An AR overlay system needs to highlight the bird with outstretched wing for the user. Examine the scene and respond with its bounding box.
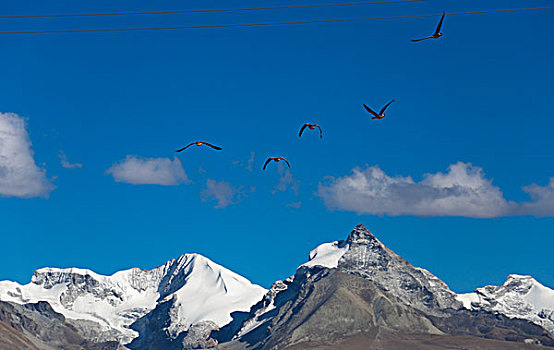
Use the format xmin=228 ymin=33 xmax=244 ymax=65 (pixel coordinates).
xmin=299 ymin=123 xmax=323 ymax=138
xmin=363 ymin=100 xmax=395 ymax=119
xmin=176 ymin=141 xmax=222 ymax=153
xmin=412 ymin=12 xmax=446 ymax=42
xmin=263 ymin=157 xmax=291 ymax=170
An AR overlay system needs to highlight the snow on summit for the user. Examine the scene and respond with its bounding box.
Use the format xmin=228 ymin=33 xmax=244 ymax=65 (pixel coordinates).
xmin=0 ymin=253 xmax=266 ymax=344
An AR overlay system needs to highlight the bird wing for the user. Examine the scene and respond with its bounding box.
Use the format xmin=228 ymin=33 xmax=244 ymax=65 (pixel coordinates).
xmin=281 ymin=158 xmax=291 ymax=168
xmin=434 ymin=12 xmax=445 ymax=35
xmin=411 ymin=36 xmax=432 ymax=42
xmin=176 ymin=142 xmax=196 ymax=152
xmin=299 ymin=124 xmax=309 ymax=137
xmin=363 ymin=104 xmax=379 ymax=117
xmin=201 ymin=142 xmax=222 ymax=150
xmin=263 ymin=158 xmax=273 ymax=170
xmin=379 ymin=99 xmax=395 ymax=115
xmin=316 ymin=125 xmax=323 ymax=138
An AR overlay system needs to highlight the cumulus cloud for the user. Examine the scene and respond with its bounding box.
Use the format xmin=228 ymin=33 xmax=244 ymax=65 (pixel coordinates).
xmin=518 ymin=178 xmax=554 ymax=217
xmin=201 ymin=179 xmax=242 ymax=209
xmin=107 ymin=156 xmax=189 ymax=185
xmin=0 ymin=112 xmax=54 ymax=198
xmin=318 ymin=162 xmax=514 ymax=218
xmin=58 ymin=151 xmax=82 ymax=169
xmin=272 ymin=164 xmax=300 ymax=195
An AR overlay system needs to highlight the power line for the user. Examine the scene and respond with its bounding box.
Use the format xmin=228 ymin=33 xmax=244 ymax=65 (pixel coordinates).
xmin=0 ymin=0 xmax=423 ymax=19
xmin=0 ymin=6 xmax=553 ymax=35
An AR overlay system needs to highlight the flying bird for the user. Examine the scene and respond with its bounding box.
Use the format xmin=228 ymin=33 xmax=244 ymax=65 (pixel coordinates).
xmin=263 ymin=157 xmax=290 ymax=170
xmin=412 ymin=12 xmax=445 ymax=42
xmin=299 ymin=123 xmax=322 ymax=138
xmin=363 ymin=100 xmax=395 ymax=120
xmin=176 ymin=141 xmax=222 ymax=153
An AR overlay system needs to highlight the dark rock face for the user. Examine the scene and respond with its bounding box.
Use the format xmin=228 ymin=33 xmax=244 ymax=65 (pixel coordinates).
xmin=0 ymin=300 xmax=122 ymax=350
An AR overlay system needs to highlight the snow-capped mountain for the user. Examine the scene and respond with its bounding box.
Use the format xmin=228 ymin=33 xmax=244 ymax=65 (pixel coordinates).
xmin=227 ymin=224 xmax=461 ymax=342
xmin=219 ymin=224 xmax=554 ymax=349
xmin=0 ymin=253 xmax=266 ymax=345
xmin=458 ymin=274 xmax=554 ymax=335
xmin=1 ymin=224 xmax=553 ymax=350
xmin=302 ymin=225 xmax=554 ymax=334
xmin=303 ymin=224 xmax=462 ymax=314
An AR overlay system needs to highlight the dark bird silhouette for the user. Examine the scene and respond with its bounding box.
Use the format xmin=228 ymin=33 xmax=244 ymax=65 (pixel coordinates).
xmin=363 ymin=100 xmax=395 ymax=119
xmin=299 ymin=123 xmax=322 ymax=138
xmin=176 ymin=141 xmax=222 ymax=153
xmin=412 ymin=12 xmax=445 ymax=42
xmin=263 ymin=157 xmax=290 ymax=170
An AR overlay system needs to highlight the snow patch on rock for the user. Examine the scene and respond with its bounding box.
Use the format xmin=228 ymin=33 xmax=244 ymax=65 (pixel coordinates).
xmin=302 ymin=241 xmax=348 ymax=269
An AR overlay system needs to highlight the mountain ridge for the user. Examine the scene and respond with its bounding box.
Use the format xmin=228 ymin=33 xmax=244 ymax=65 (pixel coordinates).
xmin=0 ymin=252 xmax=267 ymax=346
xmin=0 ymin=224 xmax=553 ymax=350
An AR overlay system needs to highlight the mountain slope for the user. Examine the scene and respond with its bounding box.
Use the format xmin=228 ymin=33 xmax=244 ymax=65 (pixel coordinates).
xmin=0 ymin=253 xmax=266 ymax=345
xmin=215 ymin=268 xmax=443 ymax=349
xmin=285 ymin=331 xmax=549 ymax=350
xmin=0 ymin=320 xmax=39 ymax=350
xmin=0 ymin=300 xmax=122 ymax=350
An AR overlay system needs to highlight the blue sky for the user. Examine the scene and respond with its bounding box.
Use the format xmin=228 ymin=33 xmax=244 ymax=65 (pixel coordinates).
xmin=0 ymin=0 xmax=553 ymax=292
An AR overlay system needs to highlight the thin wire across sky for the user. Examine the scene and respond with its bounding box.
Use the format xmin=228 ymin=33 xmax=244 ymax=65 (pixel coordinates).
xmin=0 ymin=5 xmax=553 ymax=35
xmin=0 ymin=0 xmax=423 ymax=19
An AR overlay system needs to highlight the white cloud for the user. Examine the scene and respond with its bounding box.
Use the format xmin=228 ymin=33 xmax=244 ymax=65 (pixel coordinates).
xmin=201 ymin=179 xmax=242 ymax=209
xmin=58 ymin=151 xmax=82 ymax=169
xmin=318 ymin=162 xmax=513 ymax=218
xmin=272 ymin=164 xmax=299 ymax=195
xmin=518 ymin=178 xmax=554 ymax=217
xmin=0 ymin=112 xmax=54 ymax=198
xmin=107 ymin=156 xmax=189 ymax=185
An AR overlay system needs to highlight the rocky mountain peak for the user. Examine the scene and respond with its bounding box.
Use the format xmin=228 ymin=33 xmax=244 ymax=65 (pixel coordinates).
xmin=336 ymin=225 xmax=462 ymax=314
xmin=346 ymin=223 xmax=380 ymax=244
xmin=340 ymin=224 xmax=405 ymax=271
xmin=302 ymin=224 xmax=402 ymax=271
xmin=235 ymin=224 xmax=462 ymax=345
